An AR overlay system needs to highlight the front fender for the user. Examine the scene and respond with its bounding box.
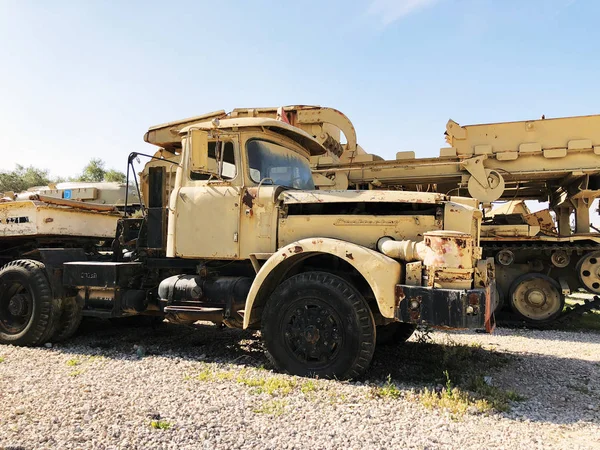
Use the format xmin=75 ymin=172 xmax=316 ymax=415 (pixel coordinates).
xmin=243 ymin=238 xmax=402 ymax=328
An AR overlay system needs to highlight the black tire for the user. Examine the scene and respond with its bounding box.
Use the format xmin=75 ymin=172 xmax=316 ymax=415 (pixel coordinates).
xmin=376 ymin=322 xmax=416 ymax=346
xmin=261 ymin=271 xmax=376 ymax=379
xmin=0 ymin=260 xmax=60 ymax=346
xmin=52 ymin=297 xmax=83 ymax=342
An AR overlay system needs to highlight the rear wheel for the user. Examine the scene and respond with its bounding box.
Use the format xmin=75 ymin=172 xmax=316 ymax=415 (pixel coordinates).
xmin=52 ymin=297 xmax=83 ymax=342
xmin=0 ymin=260 xmax=60 ymax=346
xmin=262 ymin=271 xmax=376 ymax=379
xmin=376 ymin=322 xmax=416 ymax=346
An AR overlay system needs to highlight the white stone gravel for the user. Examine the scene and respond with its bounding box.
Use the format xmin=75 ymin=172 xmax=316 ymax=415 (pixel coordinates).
xmin=0 ymin=321 xmax=599 ymax=450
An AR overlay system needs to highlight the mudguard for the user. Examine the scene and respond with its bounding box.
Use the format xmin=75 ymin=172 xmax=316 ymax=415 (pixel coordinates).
xmin=243 ymin=238 xmax=402 ymax=328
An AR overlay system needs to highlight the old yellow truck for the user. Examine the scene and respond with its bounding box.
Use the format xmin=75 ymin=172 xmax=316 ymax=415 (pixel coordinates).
xmin=0 ymin=108 xmax=495 ymax=379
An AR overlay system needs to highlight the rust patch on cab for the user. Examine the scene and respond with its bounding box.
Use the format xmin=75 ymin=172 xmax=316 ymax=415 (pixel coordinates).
xmin=242 ymin=190 xmax=254 ymax=208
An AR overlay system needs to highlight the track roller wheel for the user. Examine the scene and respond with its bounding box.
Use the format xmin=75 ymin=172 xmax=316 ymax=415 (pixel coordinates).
xmin=576 ymin=251 xmax=600 ymax=294
xmin=508 ymin=273 xmax=564 ymax=323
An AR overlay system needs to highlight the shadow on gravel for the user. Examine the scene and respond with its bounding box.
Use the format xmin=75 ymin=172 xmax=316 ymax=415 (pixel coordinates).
xmin=50 ymin=319 xmax=600 ymax=426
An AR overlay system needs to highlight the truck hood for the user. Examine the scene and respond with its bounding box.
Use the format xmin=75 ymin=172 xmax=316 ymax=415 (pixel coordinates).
xmin=280 ymin=190 xmax=446 ymax=205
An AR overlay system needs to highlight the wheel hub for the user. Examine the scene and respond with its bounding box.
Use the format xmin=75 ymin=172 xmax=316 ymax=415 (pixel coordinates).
xmin=525 ymin=289 xmax=546 ymax=307
xmin=284 ymin=301 xmax=342 ymax=364
xmin=510 ymin=274 xmax=563 ymax=322
xmin=8 ymin=294 xmax=28 ymax=316
xmin=303 ymin=325 xmax=320 ymax=344
xmin=0 ymin=283 xmax=33 ymax=335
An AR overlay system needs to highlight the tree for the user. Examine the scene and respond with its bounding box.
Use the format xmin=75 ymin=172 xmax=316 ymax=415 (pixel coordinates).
xmin=0 ymin=158 xmax=128 ymax=195
xmin=104 ymin=169 xmax=127 ymax=183
xmin=77 ymin=159 xmax=126 ymax=183
xmin=78 ymin=158 xmax=106 ymax=182
xmin=0 ymin=165 xmax=53 ymax=193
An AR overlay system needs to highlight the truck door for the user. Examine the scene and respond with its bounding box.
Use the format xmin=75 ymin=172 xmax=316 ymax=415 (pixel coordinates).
xmin=170 ymin=139 xmax=242 ymax=259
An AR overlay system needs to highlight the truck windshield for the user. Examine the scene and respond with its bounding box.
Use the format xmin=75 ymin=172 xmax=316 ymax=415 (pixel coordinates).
xmin=247 ymin=139 xmax=315 ymax=190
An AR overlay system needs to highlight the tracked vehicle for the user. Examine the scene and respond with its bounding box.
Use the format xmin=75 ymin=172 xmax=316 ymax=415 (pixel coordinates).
xmin=310 ymin=109 xmax=600 ymax=325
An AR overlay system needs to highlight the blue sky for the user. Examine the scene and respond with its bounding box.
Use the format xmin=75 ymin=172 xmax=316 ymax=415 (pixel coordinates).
xmin=0 ymin=0 xmax=598 ymax=178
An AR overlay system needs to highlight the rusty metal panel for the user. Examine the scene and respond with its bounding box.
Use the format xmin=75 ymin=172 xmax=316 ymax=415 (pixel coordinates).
xmin=405 ymin=262 xmax=422 ymax=286
xmin=395 ymin=285 xmax=487 ymax=329
xmin=0 ymin=201 xmax=118 ymax=239
xmin=524 ymin=209 xmax=556 ymax=233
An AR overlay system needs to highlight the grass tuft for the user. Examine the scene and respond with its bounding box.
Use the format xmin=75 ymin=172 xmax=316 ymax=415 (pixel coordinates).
xmin=237 ymin=374 xmax=297 ymax=395
xmin=150 ymin=420 xmax=172 ymax=430
xmin=465 ymin=376 xmax=525 ymax=412
xmin=252 ymin=400 xmax=287 ymax=416
xmin=66 ymin=359 xmax=80 ymax=367
xmin=300 ymin=379 xmax=318 ymax=394
xmin=419 ymin=386 xmax=492 ymax=417
xmin=370 ymin=375 xmax=402 ymax=400
xmin=195 ymin=366 xmax=306 ymax=396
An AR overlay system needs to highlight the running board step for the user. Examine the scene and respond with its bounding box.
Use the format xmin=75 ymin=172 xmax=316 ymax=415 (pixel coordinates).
xmin=163 ymin=305 xmax=225 ymax=323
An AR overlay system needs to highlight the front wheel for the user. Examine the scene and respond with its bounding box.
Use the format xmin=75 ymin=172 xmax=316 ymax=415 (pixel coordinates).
xmin=0 ymin=260 xmax=60 ymax=346
xmin=261 ymin=271 xmax=376 ymax=379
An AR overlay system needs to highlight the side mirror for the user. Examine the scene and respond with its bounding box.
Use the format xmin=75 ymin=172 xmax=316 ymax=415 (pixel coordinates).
xmin=189 ymin=129 xmax=218 ymax=175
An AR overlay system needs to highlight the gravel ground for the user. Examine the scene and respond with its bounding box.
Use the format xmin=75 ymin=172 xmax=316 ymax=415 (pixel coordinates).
xmin=0 ymin=320 xmax=599 ymax=450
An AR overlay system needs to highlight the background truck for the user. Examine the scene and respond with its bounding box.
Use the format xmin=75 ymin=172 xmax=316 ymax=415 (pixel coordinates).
xmin=5 ymin=181 xmax=141 ymax=213
xmin=0 ymin=108 xmax=494 ymax=379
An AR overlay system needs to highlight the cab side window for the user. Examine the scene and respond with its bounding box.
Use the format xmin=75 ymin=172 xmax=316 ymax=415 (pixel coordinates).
xmin=190 ymin=141 xmax=236 ymax=180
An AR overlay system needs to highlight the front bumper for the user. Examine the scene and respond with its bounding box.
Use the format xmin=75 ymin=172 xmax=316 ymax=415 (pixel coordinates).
xmin=395 ymin=284 xmax=495 ymax=332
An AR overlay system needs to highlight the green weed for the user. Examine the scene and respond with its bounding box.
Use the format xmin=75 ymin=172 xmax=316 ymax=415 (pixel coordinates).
xmin=150 ymin=420 xmax=172 ymax=430
xmin=419 ymin=386 xmax=491 ymax=417
xmin=252 ymin=400 xmax=287 ymax=416
xmin=300 ymin=379 xmax=318 ymax=394
xmin=370 ymin=375 xmax=402 ymax=400
xmin=466 ymin=376 xmax=525 ymax=412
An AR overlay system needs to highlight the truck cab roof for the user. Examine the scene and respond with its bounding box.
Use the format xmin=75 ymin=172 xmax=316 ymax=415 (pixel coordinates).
xmin=145 ymin=112 xmax=327 ymax=157
xmin=178 ymin=117 xmax=327 ymax=156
